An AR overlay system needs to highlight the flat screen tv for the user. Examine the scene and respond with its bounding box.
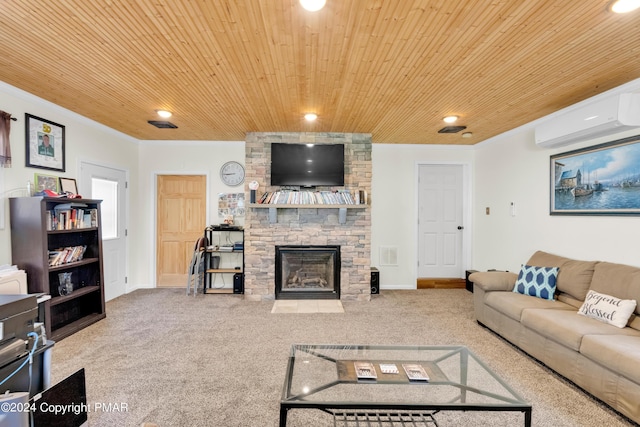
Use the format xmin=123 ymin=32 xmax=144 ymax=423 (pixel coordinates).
xmin=271 ymin=143 xmax=344 ymax=187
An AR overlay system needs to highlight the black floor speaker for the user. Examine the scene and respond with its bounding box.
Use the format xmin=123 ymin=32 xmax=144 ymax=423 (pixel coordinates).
xmin=233 ymin=273 xmax=244 ymax=294
xmin=370 ymin=267 xmax=380 ymax=294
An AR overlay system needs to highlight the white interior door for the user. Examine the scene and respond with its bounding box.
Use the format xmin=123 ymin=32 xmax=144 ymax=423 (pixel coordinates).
xmin=80 ymin=162 xmax=127 ymax=301
xmin=418 ymin=164 xmax=464 ymax=278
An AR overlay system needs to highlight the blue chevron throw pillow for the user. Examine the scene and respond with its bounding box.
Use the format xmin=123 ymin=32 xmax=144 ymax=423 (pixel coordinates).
xmin=513 ymin=264 xmax=559 ymax=300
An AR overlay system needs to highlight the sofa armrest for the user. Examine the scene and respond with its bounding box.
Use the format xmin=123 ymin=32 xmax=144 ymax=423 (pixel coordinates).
xmin=468 ymin=271 xmax=518 ymax=292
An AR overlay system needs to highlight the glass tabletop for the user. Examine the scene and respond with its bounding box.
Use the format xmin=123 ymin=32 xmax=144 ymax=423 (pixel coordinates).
xmin=281 ymin=344 xmax=530 ymax=410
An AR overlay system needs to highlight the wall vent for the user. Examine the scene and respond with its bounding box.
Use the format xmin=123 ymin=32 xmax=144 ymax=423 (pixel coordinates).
xmin=535 ymin=93 xmax=640 ymax=148
xmin=379 ymin=246 xmax=398 ymax=266
xmin=148 ymin=120 xmax=178 ymax=129
xmin=438 ymin=125 xmax=466 ymax=133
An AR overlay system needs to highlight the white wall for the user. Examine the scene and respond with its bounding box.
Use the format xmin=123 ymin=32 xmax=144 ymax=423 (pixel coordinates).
xmin=135 ymin=141 xmax=245 ymax=288
xmin=0 ymin=82 xmax=139 ymax=271
xmin=0 ymin=80 xmax=246 ymax=293
xmin=473 ymin=119 xmax=640 ymax=272
xmin=372 ymin=144 xmax=475 ymax=288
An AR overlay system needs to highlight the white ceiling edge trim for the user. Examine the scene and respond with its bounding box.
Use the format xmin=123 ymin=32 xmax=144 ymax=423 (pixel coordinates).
xmin=475 ymin=77 xmax=640 ymax=149
xmin=0 ymin=80 xmax=139 ymax=144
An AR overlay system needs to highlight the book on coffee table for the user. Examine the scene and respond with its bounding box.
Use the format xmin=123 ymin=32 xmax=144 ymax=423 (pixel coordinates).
xmin=402 ymin=363 xmax=429 ymax=381
xmin=354 ymin=361 xmax=377 ymax=379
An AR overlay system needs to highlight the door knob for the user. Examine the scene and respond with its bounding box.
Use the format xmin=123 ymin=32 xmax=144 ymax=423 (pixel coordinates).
xmin=457 ymin=226 xmax=464 ymax=230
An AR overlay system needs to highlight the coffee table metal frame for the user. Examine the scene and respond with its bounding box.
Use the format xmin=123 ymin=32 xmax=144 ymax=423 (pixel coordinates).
xmin=279 ymin=344 xmax=532 ymax=427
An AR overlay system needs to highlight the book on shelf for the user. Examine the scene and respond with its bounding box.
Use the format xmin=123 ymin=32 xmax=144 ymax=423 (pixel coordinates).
xmin=354 ymin=361 xmax=377 ymax=379
xmin=47 ymin=207 xmax=98 ymax=230
xmin=48 ymin=245 xmax=87 ymax=266
xmin=402 ymin=363 xmax=429 ymax=382
xmin=255 ymin=190 xmax=358 ymax=205
xmin=355 ymin=189 xmax=368 ymax=205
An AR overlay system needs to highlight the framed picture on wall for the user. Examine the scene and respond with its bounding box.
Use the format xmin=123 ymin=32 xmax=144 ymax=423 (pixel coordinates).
xmin=550 ymin=135 xmax=640 ymax=215
xmin=25 ymin=113 xmax=65 ymax=172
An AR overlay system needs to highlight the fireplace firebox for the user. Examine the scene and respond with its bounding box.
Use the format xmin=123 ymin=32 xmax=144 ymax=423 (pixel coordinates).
xmin=275 ymin=245 xmax=340 ymax=299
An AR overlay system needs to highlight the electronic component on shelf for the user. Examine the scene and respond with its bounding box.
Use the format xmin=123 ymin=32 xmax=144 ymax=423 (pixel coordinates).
xmin=209 ymin=224 xmax=243 ymax=231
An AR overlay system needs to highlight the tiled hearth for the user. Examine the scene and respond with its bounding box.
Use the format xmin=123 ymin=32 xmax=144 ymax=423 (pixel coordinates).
xmin=271 ymin=300 xmax=345 ymax=314
xmin=244 ymin=132 xmax=372 ymax=301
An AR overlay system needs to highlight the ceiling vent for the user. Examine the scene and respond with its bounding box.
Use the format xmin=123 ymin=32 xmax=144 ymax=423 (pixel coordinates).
xmin=438 ymin=125 xmax=467 ymax=133
xmin=535 ymin=93 xmax=640 ymax=148
xmin=148 ymin=120 xmax=178 ymax=129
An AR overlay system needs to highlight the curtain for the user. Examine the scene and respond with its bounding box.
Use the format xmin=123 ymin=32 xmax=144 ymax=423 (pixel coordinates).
xmin=0 ymin=110 xmax=11 ymax=167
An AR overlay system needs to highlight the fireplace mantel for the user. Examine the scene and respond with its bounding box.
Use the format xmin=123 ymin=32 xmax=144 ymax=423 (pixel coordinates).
xmin=249 ymin=203 xmax=368 ymax=224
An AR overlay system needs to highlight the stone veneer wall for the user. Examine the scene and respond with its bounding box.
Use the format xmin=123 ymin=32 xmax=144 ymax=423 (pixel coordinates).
xmin=244 ymin=132 xmax=372 ymax=301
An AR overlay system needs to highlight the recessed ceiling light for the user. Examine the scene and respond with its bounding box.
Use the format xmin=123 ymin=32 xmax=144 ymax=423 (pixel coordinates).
xmin=443 ymin=115 xmax=458 ymax=123
xmin=300 ymin=0 xmax=326 ymax=12
xmin=462 ymin=132 xmax=473 ymax=138
xmin=304 ymin=113 xmax=318 ymax=122
xmin=156 ymin=110 xmax=172 ymax=118
xmin=610 ymin=0 xmax=640 ymax=13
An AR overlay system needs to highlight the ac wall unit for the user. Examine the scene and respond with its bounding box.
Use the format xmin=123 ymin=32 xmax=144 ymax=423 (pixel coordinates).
xmin=535 ymin=93 xmax=640 ymax=148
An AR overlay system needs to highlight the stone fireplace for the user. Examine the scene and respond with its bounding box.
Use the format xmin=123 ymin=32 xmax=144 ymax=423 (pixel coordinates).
xmin=244 ymin=132 xmax=372 ymax=302
xmin=275 ymin=245 xmax=340 ymax=299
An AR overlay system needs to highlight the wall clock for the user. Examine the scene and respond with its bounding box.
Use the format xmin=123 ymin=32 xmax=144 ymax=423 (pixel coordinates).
xmin=220 ymin=161 xmax=245 ymax=186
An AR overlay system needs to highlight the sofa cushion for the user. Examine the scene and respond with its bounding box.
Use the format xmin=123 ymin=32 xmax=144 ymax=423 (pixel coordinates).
xmin=555 ymin=259 xmax=597 ymax=301
xmin=513 ymin=264 xmax=558 ymax=300
xmin=578 ymin=290 xmax=637 ymax=328
xmin=526 ymin=251 xmax=596 ymax=301
xmin=557 ymin=293 xmax=585 ymax=310
xmin=580 ymin=334 xmax=640 ymax=384
xmin=521 ymin=309 xmax=640 ymax=352
xmin=485 ymin=291 xmax=573 ymax=322
xmin=590 ymin=261 xmax=640 ymax=318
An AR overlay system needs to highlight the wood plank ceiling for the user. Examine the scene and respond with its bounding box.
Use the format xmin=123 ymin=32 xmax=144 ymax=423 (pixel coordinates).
xmin=0 ymin=0 xmax=638 ymax=144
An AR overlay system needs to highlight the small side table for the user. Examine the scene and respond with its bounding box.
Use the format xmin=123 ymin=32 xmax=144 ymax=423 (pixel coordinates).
xmin=465 ymin=270 xmax=478 ymax=292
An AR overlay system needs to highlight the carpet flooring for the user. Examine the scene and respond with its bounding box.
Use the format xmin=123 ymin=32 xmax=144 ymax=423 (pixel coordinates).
xmin=271 ymin=299 xmax=344 ymax=313
xmin=49 ymin=288 xmax=637 ymax=427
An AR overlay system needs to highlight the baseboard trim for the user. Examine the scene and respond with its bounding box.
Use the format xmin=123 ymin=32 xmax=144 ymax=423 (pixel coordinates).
xmin=417 ymin=278 xmax=465 ymax=289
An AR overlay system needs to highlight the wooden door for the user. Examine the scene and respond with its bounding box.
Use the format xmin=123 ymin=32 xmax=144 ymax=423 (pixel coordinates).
xmin=156 ymin=175 xmax=207 ymax=287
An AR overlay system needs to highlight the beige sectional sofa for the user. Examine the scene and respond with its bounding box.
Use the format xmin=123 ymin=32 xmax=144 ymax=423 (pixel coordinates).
xmin=470 ymin=251 xmax=640 ymax=424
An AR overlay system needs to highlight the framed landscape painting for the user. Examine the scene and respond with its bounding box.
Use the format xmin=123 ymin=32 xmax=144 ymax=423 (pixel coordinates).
xmin=550 ymin=135 xmax=640 ymax=215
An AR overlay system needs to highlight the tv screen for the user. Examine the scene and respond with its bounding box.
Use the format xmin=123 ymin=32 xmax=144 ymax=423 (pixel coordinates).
xmin=271 ymin=143 xmax=344 ymax=187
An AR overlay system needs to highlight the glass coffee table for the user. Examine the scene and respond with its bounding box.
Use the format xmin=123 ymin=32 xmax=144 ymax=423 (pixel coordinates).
xmin=280 ymin=344 xmax=531 ymax=426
